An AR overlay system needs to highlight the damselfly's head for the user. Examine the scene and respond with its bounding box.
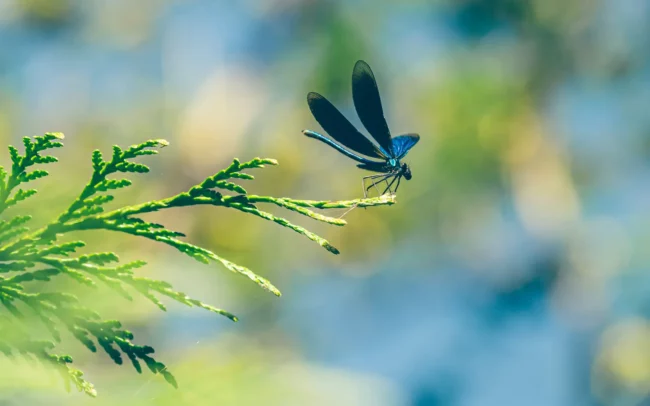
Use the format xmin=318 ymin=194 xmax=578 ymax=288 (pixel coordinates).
xmin=402 ymin=163 xmax=412 ymax=180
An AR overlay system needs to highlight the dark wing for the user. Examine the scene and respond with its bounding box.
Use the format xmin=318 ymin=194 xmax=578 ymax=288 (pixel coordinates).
xmin=352 ymin=60 xmax=394 ymax=157
xmin=392 ymin=134 xmax=420 ymax=159
xmin=356 ymin=162 xmax=388 ymax=173
xmin=302 ymin=130 xmax=382 ymax=165
xmin=307 ymin=92 xmax=385 ymax=159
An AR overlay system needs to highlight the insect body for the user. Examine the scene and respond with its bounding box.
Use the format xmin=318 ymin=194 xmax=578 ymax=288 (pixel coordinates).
xmin=303 ymin=60 xmax=419 ymax=197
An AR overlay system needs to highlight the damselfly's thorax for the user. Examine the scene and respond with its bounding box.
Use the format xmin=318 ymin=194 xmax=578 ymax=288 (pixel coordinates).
xmin=385 ymin=160 xmax=410 ymax=178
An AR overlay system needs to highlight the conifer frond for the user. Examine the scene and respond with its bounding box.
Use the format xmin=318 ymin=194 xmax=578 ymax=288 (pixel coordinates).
xmin=0 ymin=316 xmax=96 ymax=396
xmin=0 ymin=134 xmax=394 ymax=396
xmin=0 ymin=133 xmax=63 ymax=215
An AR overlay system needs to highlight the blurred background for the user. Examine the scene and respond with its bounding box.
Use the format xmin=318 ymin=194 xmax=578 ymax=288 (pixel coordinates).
xmin=0 ymin=0 xmax=649 ymax=405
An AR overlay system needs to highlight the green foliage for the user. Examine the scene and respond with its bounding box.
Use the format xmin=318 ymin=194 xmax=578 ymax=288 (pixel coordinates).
xmin=0 ymin=133 xmax=394 ymax=396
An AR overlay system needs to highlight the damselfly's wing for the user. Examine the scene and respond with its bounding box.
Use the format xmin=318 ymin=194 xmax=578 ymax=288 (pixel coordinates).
xmin=307 ymin=92 xmax=385 ymax=159
xmin=352 ymin=60 xmax=394 ymax=157
xmin=392 ymin=133 xmax=420 ymax=159
xmin=303 ymin=130 xmax=382 ymax=166
xmin=356 ymin=161 xmax=388 ymax=173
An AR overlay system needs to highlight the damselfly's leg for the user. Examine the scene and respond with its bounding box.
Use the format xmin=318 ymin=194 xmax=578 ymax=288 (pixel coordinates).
xmin=376 ymin=174 xmax=398 ymax=195
xmin=392 ymin=175 xmax=402 ymax=194
xmin=381 ymin=174 xmax=400 ymax=195
xmin=362 ymin=174 xmax=390 ymax=198
xmin=366 ymin=174 xmax=393 ymax=197
xmin=337 ymin=204 xmax=358 ymax=219
xmin=352 ymin=174 xmax=388 ymax=216
xmin=340 ymin=174 xmax=385 ymax=219
xmin=363 ymin=174 xmax=384 ymax=198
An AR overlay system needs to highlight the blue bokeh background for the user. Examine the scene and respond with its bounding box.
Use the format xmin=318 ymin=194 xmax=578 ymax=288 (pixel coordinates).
xmin=1 ymin=1 xmax=650 ymax=405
